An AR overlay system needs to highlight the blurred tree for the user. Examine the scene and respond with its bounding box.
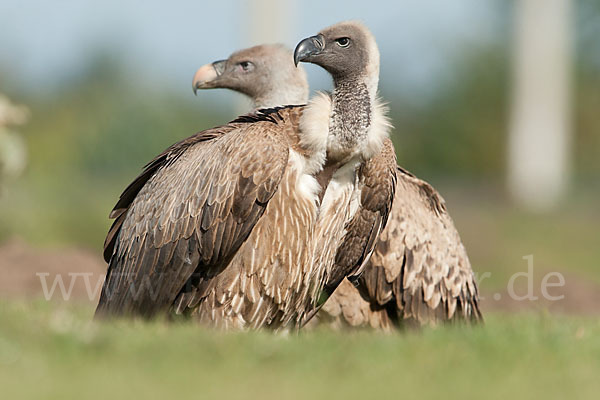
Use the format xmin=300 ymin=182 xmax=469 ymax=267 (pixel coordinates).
xmin=508 ymin=0 xmax=573 ymax=212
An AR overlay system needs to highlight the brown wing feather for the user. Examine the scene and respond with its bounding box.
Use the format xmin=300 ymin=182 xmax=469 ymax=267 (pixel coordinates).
xmin=358 ymin=166 xmax=482 ymax=326
xmin=103 ymin=129 xmax=229 ymax=262
xmin=318 ymin=165 xmax=481 ymax=329
xmin=96 ymin=109 xmax=295 ymax=318
xmin=329 ymin=138 xmax=397 ymax=288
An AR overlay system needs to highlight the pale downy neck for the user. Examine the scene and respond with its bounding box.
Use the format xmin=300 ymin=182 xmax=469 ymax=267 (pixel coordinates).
xmin=327 ymin=73 xmax=378 ymax=163
xmin=298 ymin=68 xmax=390 ymax=176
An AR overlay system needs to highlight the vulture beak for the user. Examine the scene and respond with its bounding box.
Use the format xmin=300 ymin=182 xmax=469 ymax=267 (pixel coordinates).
xmin=192 ymin=59 xmax=227 ymax=94
xmin=293 ymin=34 xmax=325 ymax=66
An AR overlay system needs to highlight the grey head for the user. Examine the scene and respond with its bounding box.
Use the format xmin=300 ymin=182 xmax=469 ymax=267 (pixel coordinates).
xmin=193 ymin=44 xmax=309 ymax=109
xmin=294 ymin=21 xmax=383 ymax=161
xmin=293 ymin=21 xmax=380 ymax=94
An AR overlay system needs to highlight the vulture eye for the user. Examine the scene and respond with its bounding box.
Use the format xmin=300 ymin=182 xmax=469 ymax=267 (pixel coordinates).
xmin=335 ymin=37 xmax=351 ymax=48
xmin=238 ymin=61 xmax=254 ymax=72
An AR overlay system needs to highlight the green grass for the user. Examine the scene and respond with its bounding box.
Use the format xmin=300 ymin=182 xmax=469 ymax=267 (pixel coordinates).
xmin=1 ymin=301 xmax=599 ymax=400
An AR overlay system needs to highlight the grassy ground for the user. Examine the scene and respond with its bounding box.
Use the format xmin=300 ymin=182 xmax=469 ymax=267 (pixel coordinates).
xmin=2 ymin=176 xmax=598 ymax=398
xmin=2 ymin=184 xmax=598 ymax=399
xmin=1 ymin=301 xmax=599 ymax=400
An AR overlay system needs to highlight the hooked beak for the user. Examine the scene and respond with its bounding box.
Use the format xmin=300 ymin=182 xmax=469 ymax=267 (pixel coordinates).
xmin=293 ymin=34 xmax=325 ymax=67
xmin=192 ymin=59 xmax=226 ymax=94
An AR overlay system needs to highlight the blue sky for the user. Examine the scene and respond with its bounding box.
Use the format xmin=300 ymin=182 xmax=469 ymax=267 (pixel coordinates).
xmin=0 ymin=0 xmax=500 ymax=96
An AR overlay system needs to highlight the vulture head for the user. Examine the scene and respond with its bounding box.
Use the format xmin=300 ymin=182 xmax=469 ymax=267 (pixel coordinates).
xmin=294 ymin=21 xmax=379 ymax=93
xmin=193 ymin=44 xmax=309 ymax=109
xmin=295 ymin=21 xmax=389 ymax=162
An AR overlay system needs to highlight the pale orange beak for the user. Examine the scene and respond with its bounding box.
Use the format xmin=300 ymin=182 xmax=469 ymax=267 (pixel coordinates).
xmin=192 ymin=60 xmax=226 ymax=94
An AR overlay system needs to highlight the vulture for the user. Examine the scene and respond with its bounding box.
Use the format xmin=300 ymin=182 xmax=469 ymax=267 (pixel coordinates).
xmin=95 ymin=21 xmax=396 ymax=330
xmin=295 ymin=26 xmax=481 ymax=328
xmin=193 ymin=39 xmax=481 ymax=329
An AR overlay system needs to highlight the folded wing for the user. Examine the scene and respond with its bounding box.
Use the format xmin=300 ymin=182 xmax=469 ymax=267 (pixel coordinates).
xmin=96 ymin=112 xmax=290 ymax=318
xmin=321 ymin=166 xmax=482 ymax=329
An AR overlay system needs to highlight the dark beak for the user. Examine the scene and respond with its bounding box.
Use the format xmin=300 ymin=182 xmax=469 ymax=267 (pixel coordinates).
xmin=293 ymin=34 xmax=325 ymax=67
xmin=192 ymin=59 xmax=227 ymax=95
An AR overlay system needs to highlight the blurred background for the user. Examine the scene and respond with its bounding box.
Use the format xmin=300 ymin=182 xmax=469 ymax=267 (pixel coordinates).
xmin=0 ymin=0 xmax=598 ymax=314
